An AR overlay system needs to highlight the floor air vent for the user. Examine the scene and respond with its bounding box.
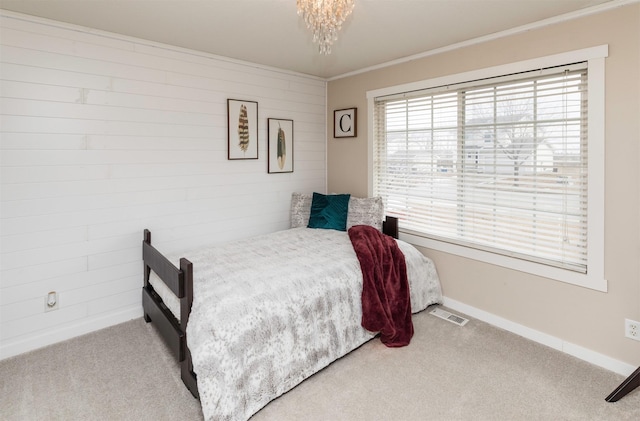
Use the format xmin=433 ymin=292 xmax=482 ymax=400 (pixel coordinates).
xmin=429 ymin=307 xmax=469 ymax=326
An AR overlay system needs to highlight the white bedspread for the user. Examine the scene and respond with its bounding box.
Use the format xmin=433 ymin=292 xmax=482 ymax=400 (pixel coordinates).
xmin=150 ymin=227 xmax=441 ymax=421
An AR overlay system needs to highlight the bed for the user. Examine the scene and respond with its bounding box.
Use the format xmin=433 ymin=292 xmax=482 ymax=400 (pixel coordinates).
xmin=142 ymin=193 xmax=442 ymax=421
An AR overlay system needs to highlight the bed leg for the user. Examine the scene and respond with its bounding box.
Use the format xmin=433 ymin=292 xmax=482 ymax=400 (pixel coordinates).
xmin=181 ymin=347 xmax=199 ymax=399
xmin=606 ymin=366 xmax=640 ymax=402
xmin=144 ymin=313 xmax=151 ymax=323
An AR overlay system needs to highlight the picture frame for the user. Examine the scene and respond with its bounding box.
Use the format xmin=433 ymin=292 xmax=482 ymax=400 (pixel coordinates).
xmin=267 ymin=118 xmax=294 ymax=173
xmin=228 ymin=99 xmax=258 ymax=159
xmin=334 ymin=107 xmax=357 ymax=138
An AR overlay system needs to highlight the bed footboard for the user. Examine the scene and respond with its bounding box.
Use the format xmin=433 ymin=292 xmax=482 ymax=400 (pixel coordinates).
xmin=142 ymin=229 xmax=199 ymax=399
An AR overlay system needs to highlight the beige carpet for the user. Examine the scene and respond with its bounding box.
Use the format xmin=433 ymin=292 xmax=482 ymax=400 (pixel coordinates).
xmin=1 ymin=306 xmax=638 ymax=421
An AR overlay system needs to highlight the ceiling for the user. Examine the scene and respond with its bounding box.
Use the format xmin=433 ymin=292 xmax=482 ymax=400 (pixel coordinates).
xmin=0 ymin=0 xmax=623 ymax=79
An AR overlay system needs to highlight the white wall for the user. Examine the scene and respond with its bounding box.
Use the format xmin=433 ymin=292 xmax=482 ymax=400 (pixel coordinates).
xmin=0 ymin=11 xmax=327 ymax=359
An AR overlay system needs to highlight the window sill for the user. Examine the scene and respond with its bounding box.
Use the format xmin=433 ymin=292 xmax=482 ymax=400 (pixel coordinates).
xmin=400 ymin=231 xmax=607 ymax=292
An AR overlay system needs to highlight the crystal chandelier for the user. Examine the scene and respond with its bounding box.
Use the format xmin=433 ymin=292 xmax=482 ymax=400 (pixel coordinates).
xmin=297 ymin=0 xmax=355 ymax=55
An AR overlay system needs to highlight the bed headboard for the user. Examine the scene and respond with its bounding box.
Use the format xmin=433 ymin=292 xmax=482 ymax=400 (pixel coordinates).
xmin=383 ymin=216 xmax=399 ymax=239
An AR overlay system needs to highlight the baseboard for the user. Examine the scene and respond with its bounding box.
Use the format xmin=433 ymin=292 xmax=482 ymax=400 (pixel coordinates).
xmin=442 ymin=296 xmax=637 ymax=377
xmin=3 ymin=298 xmax=635 ymax=378
xmin=0 ymin=306 xmax=143 ymax=361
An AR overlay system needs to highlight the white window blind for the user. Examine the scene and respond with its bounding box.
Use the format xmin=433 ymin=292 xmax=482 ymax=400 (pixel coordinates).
xmin=373 ymin=63 xmax=588 ymax=272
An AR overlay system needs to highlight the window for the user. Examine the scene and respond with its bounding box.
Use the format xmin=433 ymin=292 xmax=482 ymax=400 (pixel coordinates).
xmin=368 ymin=47 xmax=607 ymax=291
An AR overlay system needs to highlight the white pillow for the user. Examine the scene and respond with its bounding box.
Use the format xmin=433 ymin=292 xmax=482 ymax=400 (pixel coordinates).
xmin=290 ymin=192 xmax=312 ymax=228
xmin=347 ymin=196 xmax=384 ymax=231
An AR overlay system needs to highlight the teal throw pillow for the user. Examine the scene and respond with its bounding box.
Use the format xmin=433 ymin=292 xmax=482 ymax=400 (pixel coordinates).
xmin=307 ymin=192 xmax=351 ymax=231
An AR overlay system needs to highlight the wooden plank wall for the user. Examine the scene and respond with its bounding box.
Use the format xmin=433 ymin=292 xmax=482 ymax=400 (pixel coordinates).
xmin=0 ymin=11 xmax=327 ymax=359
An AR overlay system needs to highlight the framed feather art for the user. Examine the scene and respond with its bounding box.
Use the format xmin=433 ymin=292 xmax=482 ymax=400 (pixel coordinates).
xmin=267 ymin=118 xmax=293 ymax=173
xmin=227 ymin=99 xmax=258 ymax=160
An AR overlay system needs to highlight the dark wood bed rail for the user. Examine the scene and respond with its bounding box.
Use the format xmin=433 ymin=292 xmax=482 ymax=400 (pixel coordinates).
xmin=141 ymin=216 xmax=398 ymax=401
xmin=143 ymin=231 xmax=184 ymax=298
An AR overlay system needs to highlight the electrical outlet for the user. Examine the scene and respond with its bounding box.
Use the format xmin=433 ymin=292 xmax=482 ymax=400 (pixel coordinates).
xmin=44 ymin=291 xmax=59 ymax=312
xmin=625 ymin=319 xmax=640 ymax=341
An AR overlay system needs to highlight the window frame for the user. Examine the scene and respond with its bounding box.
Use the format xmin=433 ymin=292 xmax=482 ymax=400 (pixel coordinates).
xmin=367 ymin=46 xmax=608 ymax=292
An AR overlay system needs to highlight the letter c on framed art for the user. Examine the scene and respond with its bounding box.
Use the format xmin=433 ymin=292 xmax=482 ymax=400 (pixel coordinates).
xmin=334 ymin=107 xmax=357 ymax=138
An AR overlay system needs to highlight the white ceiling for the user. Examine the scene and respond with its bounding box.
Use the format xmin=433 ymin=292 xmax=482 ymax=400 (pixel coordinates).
xmin=0 ymin=0 xmax=624 ymax=79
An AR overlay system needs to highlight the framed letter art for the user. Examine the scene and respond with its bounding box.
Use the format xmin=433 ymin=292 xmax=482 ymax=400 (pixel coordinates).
xmin=268 ymin=118 xmax=293 ymax=173
xmin=334 ymin=107 xmax=357 ymax=138
xmin=228 ymin=99 xmax=258 ymax=159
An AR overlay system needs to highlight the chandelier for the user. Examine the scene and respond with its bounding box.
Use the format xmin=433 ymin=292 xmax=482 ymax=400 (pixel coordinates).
xmin=297 ymin=0 xmax=355 ymax=55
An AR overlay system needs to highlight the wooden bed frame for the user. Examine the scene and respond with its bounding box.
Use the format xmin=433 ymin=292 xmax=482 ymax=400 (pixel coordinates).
xmin=141 ymin=217 xmax=399 ymax=399
xmin=605 ymin=366 xmax=640 ymax=402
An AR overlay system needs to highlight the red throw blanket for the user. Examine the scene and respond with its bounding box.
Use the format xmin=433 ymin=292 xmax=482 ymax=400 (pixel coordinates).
xmin=348 ymin=225 xmax=413 ymax=347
